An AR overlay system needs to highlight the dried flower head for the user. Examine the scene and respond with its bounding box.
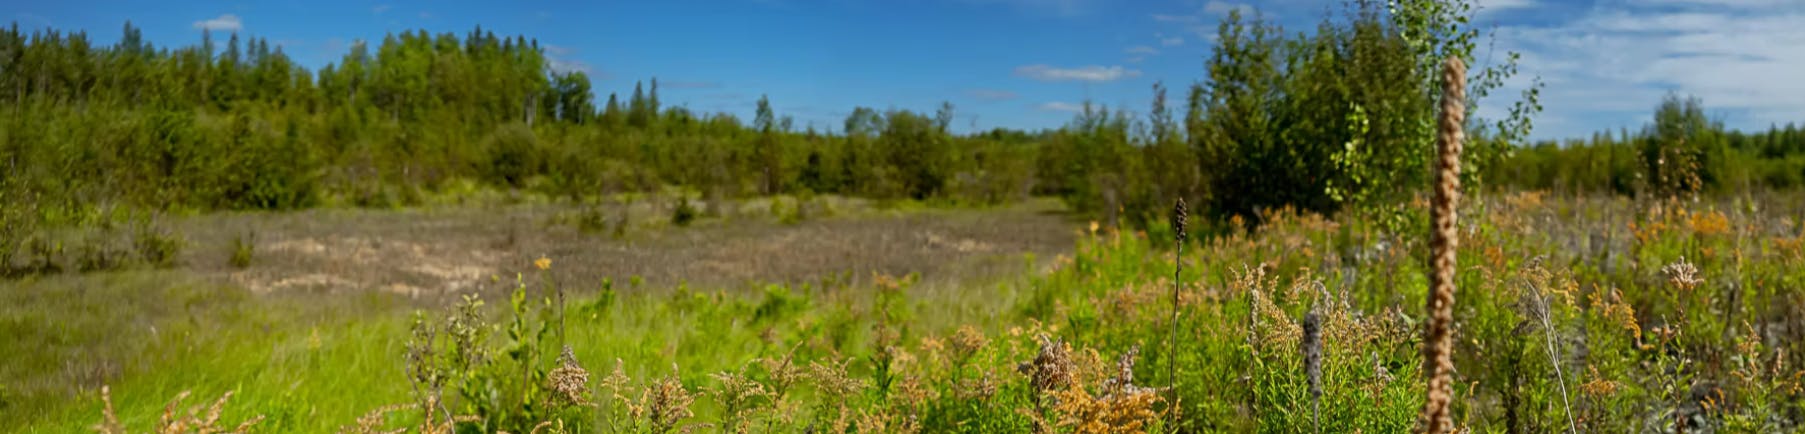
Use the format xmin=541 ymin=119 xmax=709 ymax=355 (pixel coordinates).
xmin=1050 ymin=346 xmax=1163 ymax=434
xmin=950 ymin=325 xmax=988 ymax=366
xmin=809 ymin=358 xmax=868 ymax=398
xmin=1018 ymin=334 xmax=1078 ymax=396
xmin=1661 ymin=256 xmax=1703 ymax=290
xmin=641 ymin=365 xmax=697 ymax=434
xmin=95 ymin=387 xmax=265 ymax=434
xmin=547 ymin=346 xmax=592 ymax=407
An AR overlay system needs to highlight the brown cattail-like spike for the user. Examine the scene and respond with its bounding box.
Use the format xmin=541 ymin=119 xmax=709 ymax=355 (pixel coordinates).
xmin=1418 ymin=57 xmax=1466 ymax=434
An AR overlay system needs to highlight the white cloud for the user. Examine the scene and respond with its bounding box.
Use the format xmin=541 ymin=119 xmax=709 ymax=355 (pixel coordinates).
xmin=1125 ymin=45 xmax=1160 ymax=55
xmin=1475 ymin=0 xmax=1536 ymax=11
xmin=548 ymin=58 xmax=592 ymax=75
xmin=192 ymin=14 xmax=242 ymax=32
xmin=1037 ymin=101 xmax=1087 ymax=112
xmin=969 ymin=89 xmax=1020 ymax=101
xmin=541 ymin=44 xmax=593 ymax=75
xmin=1014 ymin=64 xmax=1141 ymax=82
xmin=1488 ymin=0 xmax=1805 ymax=138
xmin=1150 ymin=1 xmax=1256 ymax=42
xmin=372 ymin=4 xmax=391 ymax=14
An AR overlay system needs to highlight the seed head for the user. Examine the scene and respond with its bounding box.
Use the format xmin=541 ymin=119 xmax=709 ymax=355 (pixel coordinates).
xmin=1172 ymin=198 xmax=1188 ymax=243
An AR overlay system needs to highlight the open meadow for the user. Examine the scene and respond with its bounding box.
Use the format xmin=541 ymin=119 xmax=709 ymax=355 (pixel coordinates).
xmin=6 ymin=192 xmax=1805 ymax=432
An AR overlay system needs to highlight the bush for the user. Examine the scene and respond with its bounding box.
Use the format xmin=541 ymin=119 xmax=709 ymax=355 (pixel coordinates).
xmin=671 ymin=197 xmax=699 ymax=227
xmin=132 ymin=221 xmax=182 ymax=269
xmin=485 ymin=123 xmax=541 ymax=188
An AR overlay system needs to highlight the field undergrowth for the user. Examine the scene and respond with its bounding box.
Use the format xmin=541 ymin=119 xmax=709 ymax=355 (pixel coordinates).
xmin=8 ymin=192 xmax=1805 ymax=432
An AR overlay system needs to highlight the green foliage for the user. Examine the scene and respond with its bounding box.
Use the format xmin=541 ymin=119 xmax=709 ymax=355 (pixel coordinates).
xmin=131 ymin=219 xmax=182 ymax=269
xmin=1492 ymin=95 xmax=1804 ymax=196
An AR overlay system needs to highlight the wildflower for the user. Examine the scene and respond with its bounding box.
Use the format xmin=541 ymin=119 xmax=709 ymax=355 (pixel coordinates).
xmin=534 ymin=255 xmax=552 ymax=271
xmin=1018 ymin=334 xmax=1077 ymax=397
xmin=547 ymin=346 xmax=592 ymax=407
xmin=1661 ymin=257 xmax=1702 ymax=290
xmin=950 ymin=325 xmax=988 ymax=367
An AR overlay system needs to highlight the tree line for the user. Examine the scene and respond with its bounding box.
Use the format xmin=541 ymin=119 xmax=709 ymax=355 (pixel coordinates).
xmin=2 ymin=0 xmax=1797 ymax=240
xmin=1493 ymin=93 xmax=1805 ymax=197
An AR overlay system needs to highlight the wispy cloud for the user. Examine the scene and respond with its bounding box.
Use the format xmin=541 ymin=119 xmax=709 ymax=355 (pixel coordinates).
xmin=1036 ymin=101 xmax=1087 ymax=112
xmin=192 ymin=14 xmax=243 ymax=32
xmin=372 ymin=4 xmax=391 ymax=14
xmin=541 ymin=44 xmax=593 ymax=75
xmin=1149 ymin=1 xmax=1254 ymax=41
xmin=548 ymin=58 xmax=593 ymax=75
xmin=1124 ymin=45 xmax=1159 ymax=64
xmin=1489 ymin=0 xmax=1805 ymax=138
xmin=1475 ymin=0 xmax=1536 ymax=14
xmin=1014 ymin=64 xmax=1141 ymax=82
xmin=1125 ymin=45 xmax=1160 ymax=55
xmin=1202 ymin=1 xmax=1252 ymax=16
xmin=968 ymin=89 xmax=1020 ymax=101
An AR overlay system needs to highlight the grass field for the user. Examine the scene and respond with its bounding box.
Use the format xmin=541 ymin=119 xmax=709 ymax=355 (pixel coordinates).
xmin=7 ymin=192 xmax=1805 ymax=432
xmin=1 ymin=197 xmax=1075 ymax=432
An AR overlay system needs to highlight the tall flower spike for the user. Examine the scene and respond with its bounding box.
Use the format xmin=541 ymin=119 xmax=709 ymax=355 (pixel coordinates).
xmin=1172 ymin=198 xmax=1189 ymax=243
xmin=1303 ymin=311 xmax=1323 ymax=434
xmin=1418 ymin=56 xmax=1466 ymax=434
xmin=1168 ymin=196 xmax=1188 ymax=428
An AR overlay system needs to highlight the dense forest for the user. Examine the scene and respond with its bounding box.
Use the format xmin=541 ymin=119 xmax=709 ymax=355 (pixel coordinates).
xmin=1 ymin=2 xmax=1801 ymax=237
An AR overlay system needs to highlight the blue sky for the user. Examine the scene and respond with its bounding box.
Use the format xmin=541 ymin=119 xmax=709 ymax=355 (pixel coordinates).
xmin=7 ymin=0 xmax=1804 ymax=140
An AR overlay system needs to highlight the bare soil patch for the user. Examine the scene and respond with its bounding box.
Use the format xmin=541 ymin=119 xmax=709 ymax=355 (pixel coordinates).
xmin=172 ymin=198 xmax=1078 ymax=300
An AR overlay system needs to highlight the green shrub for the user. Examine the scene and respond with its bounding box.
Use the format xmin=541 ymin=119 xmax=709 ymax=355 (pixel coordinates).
xmin=132 ymin=222 xmax=182 ymax=269
xmin=671 ymin=197 xmax=699 ymax=227
xmin=229 ymin=232 xmax=254 ymax=269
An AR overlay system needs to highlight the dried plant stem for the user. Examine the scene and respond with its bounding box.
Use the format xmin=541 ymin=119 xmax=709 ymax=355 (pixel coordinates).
xmin=1168 ymin=197 xmax=1187 ymax=432
xmin=1525 ymin=280 xmax=1578 ymax=434
xmin=1418 ymin=57 xmax=1466 ymax=434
